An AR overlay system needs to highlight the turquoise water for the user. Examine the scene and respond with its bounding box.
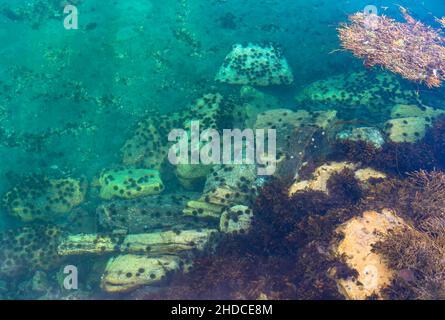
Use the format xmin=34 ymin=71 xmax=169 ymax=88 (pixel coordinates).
xmin=1 ymin=0 xmax=445 ymax=300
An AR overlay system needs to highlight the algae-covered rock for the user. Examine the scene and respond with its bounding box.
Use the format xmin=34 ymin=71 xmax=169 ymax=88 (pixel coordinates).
xmin=289 ymin=162 xmax=357 ymax=196
xmin=385 ymin=104 xmax=445 ymax=143
xmin=183 ymin=164 xmax=258 ymax=219
xmin=121 ymin=117 xmax=172 ymax=170
xmin=255 ymin=108 xmax=338 ymax=178
xmin=2 ymin=175 xmax=87 ymax=222
xmin=390 ymin=104 xmax=445 ymax=119
xmin=289 ymin=162 xmax=386 ymax=196
xmin=58 ymin=229 xmax=216 ymax=257
xmin=334 ymin=209 xmax=407 ymax=300
xmin=385 ymin=117 xmax=430 ymax=143
xmin=237 ymin=86 xmax=281 ymax=127
xmin=175 ymin=164 xmax=212 ymax=190
xmin=98 ymin=192 xmax=202 ymax=233
xmin=101 ymin=254 xmax=182 ymax=293
xmin=0 ymin=225 xmax=64 ymax=278
xmin=184 ymin=93 xmax=231 ymax=130
xmin=220 ymin=205 xmax=253 ymax=234
xmin=120 ymin=229 xmax=215 ymax=255
xmin=183 ymin=199 xmax=224 ymax=219
xmin=294 ymin=71 xmax=419 ymax=122
xmin=57 ymin=234 xmax=119 ymax=256
xmin=98 ymin=168 xmax=164 ymax=200
xmin=337 ymin=127 xmax=385 ymax=148
xmin=216 ymin=43 xmax=294 ymax=86
xmin=121 ymin=93 xmax=234 ymax=171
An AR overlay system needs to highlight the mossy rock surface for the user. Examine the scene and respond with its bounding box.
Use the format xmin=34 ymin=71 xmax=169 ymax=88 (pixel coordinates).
xmin=99 ymin=168 xmax=164 ymax=200
xmin=216 ymin=43 xmax=294 ymax=86
xmin=175 ymin=164 xmax=212 ymax=190
xmin=385 ymin=117 xmax=430 ymax=143
xmin=220 ymin=205 xmax=253 ymax=234
xmin=0 ymin=225 xmax=64 ymax=278
xmin=3 ymin=176 xmax=87 ymax=222
xmin=294 ymin=71 xmax=419 ymax=122
xmin=335 ymin=209 xmax=407 ymax=300
xmin=101 ymin=254 xmax=182 ymax=293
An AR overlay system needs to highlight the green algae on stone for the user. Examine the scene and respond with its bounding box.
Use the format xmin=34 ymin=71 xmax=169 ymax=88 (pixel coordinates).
xmin=98 ymin=168 xmax=164 ymax=200
xmin=2 ymin=175 xmax=87 ymax=222
xmin=0 ymin=225 xmax=64 ymax=278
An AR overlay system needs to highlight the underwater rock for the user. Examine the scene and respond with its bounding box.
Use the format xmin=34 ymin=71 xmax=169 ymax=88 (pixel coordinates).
xmin=254 ymin=108 xmax=337 ymax=177
xmin=385 ymin=117 xmax=431 ymax=143
xmin=175 ymin=164 xmax=212 ymax=190
xmin=3 ymin=175 xmax=87 ymax=222
xmin=294 ymin=71 xmax=419 ymax=122
xmin=121 ymin=229 xmax=215 ymax=254
xmin=289 ymin=162 xmax=386 ymax=196
xmin=121 ymin=117 xmax=172 ymax=170
xmin=31 ymin=271 xmax=50 ymax=294
xmin=254 ymin=108 xmax=337 ymax=133
xmin=57 ymin=234 xmax=118 ymax=256
xmin=216 ymin=43 xmax=294 ymax=86
xmin=101 ymin=254 xmax=182 ymax=293
xmin=385 ymin=104 xmax=445 ymax=143
xmin=58 ymin=229 xmax=216 ymax=257
xmin=336 ymin=127 xmax=385 ymax=149
xmin=183 ymin=199 xmax=224 ymax=219
xmin=390 ymin=104 xmax=445 ymax=119
xmin=236 ymin=86 xmax=281 ymax=127
xmin=334 ymin=209 xmax=407 ymax=300
xmin=183 ymin=165 xmax=257 ymax=220
xmin=0 ymin=225 xmax=64 ymax=278
xmin=184 ymin=93 xmax=230 ymax=129
xmin=219 ymin=205 xmax=253 ymax=234
xmin=121 ymin=93 xmax=233 ymax=171
xmin=98 ymin=168 xmax=164 ymax=200
xmin=171 ymin=94 xmax=235 ymax=189
xmin=98 ymin=192 xmax=202 ymax=234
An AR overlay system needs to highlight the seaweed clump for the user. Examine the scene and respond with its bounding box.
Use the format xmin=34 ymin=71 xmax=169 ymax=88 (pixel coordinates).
xmin=372 ymin=170 xmax=445 ymax=300
xmin=140 ymin=172 xmax=361 ymax=300
xmin=331 ymin=115 xmax=445 ymax=176
xmin=338 ymin=7 xmax=445 ymax=87
xmin=135 ymin=115 xmax=445 ymax=300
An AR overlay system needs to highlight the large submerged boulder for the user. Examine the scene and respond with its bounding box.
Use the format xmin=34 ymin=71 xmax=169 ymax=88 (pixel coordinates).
xmin=216 ymin=43 xmax=294 ymax=86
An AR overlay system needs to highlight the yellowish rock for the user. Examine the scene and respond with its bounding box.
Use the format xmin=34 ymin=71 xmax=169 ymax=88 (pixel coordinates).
xmin=183 ymin=200 xmax=224 ymax=219
xmin=390 ymin=104 xmax=445 ymax=119
xmin=98 ymin=168 xmax=164 ymax=200
xmin=289 ymin=162 xmax=387 ymax=197
xmin=354 ymin=168 xmax=387 ymax=185
xmin=120 ymin=229 xmax=216 ymax=255
xmin=334 ymin=209 xmax=407 ymax=300
xmin=101 ymin=254 xmax=181 ymax=293
xmin=386 ymin=104 xmax=445 ymax=143
xmin=58 ymin=234 xmax=118 ymax=256
xmin=289 ymin=162 xmax=357 ymax=196
xmin=313 ymin=110 xmax=338 ymax=130
xmin=220 ymin=205 xmax=253 ymax=234
xmin=385 ymin=117 xmax=430 ymax=143
xmin=58 ymin=229 xmax=215 ymax=257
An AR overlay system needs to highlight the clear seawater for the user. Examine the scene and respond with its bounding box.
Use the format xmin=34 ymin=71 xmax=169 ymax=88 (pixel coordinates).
xmin=0 ymin=0 xmax=444 ymax=300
